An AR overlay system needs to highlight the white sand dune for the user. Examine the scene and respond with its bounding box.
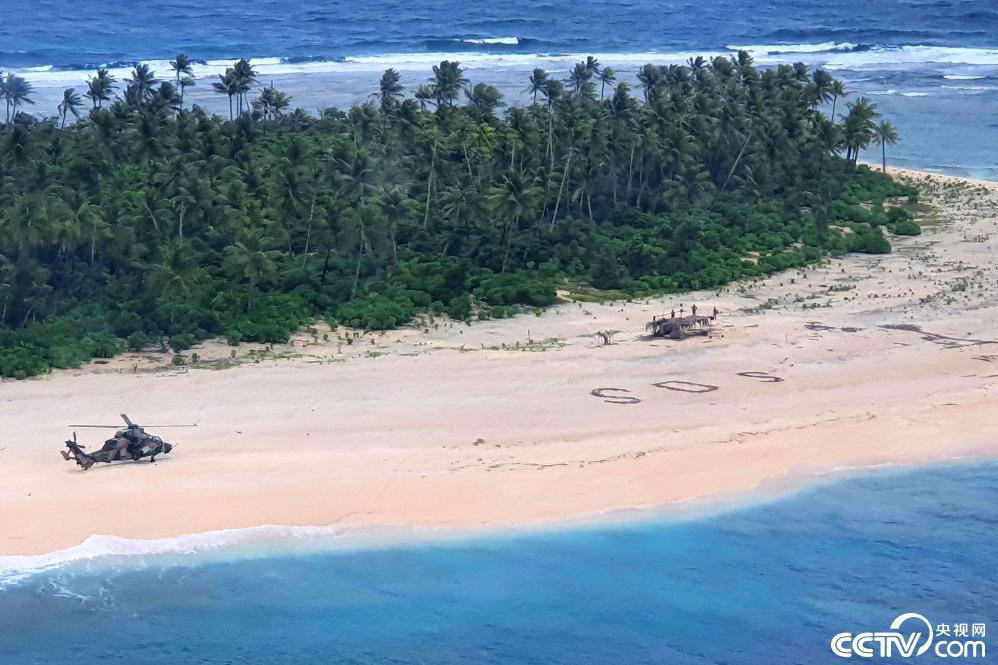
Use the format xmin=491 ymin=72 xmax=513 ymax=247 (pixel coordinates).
xmin=3 ymin=167 xmax=998 ymax=556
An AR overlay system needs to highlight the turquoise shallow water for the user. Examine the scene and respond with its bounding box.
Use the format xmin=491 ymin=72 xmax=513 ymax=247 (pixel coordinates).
xmin=2 ymin=461 xmax=996 ymax=664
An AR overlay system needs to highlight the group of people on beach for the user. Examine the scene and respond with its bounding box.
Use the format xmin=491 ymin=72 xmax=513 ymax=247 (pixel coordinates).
xmin=668 ymin=304 xmax=719 ymax=320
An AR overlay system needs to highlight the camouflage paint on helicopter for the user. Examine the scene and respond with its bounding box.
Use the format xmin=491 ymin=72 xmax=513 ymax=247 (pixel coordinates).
xmin=61 ymin=414 xmax=194 ymax=470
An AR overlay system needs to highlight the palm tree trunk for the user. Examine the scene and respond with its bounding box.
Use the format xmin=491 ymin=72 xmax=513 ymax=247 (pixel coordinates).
xmin=301 ymin=193 xmax=316 ymax=268
xmin=550 ymin=148 xmax=574 ymax=229
xmin=462 ymin=142 xmax=474 ymax=179
xmin=626 ymin=142 xmax=636 ymax=201
xmin=350 ymin=248 xmax=362 ymax=301
xmin=547 ymin=104 xmax=555 ymax=168
xmin=423 ymin=138 xmax=437 ymax=228
xmin=501 ymin=215 xmax=518 ymax=273
xmin=390 ymin=221 xmax=398 ymax=266
xmin=882 ymin=141 xmax=886 ymax=172
xmin=320 ymin=249 xmax=331 ymax=285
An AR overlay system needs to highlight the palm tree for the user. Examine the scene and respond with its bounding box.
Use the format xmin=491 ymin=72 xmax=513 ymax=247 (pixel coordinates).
xmin=526 ymin=68 xmax=548 ymax=105
xmin=874 ymin=120 xmax=899 ymax=173
xmin=253 ymin=84 xmax=292 ymax=120
xmin=212 ymin=69 xmax=238 ymax=120
xmin=810 ymin=69 xmax=834 ymax=109
xmin=270 ymin=88 xmax=292 ymax=117
xmin=584 ymin=56 xmax=601 ymax=81
xmin=830 ymin=79 xmax=847 ymax=119
xmin=85 ymin=68 xmax=116 ymax=109
xmin=150 ymin=82 xmax=182 ymax=114
xmin=430 ymin=60 xmax=466 ymax=107
xmin=223 ymin=236 xmax=279 ymax=313
xmin=842 ymin=97 xmax=879 ymax=164
xmin=125 ymin=64 xmax=158 ymax=104
xmin=3 ymin=73 xmax=34 ymax=122
xmin=636 ymin=64 xmax=662 ymax=103
xmin=598 ymin=66 xmax=616 ymax=101
xmin=57 ymin=88 xmax=84 ymax=128
xmin=489 ymin=172 xmax=542 ymax=272
xmin=464 ymin=82 xmax=504 ymax=118
xmin=170 ymin=54 xmax=195 ymax=108
xmin=568 ymin=61 xmax=591 ymax=95
xmin=0 ymin=194 xmax=55 ymax=252
xmin=377 ymin=68 xmax=404 ymax=111
xmin=414 ymin=84 xmax=435 ymax=111
xmin=231 ymin=58 xmax=258 ymax=115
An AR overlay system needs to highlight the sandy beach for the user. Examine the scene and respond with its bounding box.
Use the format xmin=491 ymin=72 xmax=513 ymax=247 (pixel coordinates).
xmin=3 ymin=167 xmax=998 ymax=556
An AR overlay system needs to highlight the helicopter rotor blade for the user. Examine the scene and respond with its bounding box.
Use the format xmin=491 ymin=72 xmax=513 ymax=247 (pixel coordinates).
xmin=137 ymin=424 xmax=198 ymax=428
xmin=68 ymin=422 xmax=197 ymax=428
xmin=67 ymin=425 xmax=125 ymax=428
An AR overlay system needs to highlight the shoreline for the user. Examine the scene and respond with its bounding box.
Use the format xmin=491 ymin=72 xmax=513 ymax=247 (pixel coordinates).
xmin=3 ymin=166 xmax=998 ymax=556
xmin=3 ymin=456 xmax=992 ymax=582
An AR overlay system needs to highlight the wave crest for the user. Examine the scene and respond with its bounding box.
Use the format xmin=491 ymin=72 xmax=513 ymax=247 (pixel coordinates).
xmin=464 ymin=37 xmax=519 ymax=46
xmin=0 ymin=524 xmax=380 ymax=588
xmin=727 ymin=41 xmax=861 ymax=55
xmin=10 ymin=43 xmax=998 ymax=87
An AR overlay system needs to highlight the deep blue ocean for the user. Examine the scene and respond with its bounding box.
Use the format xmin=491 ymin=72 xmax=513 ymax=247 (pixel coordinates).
xmin=2 ymin=3 xmax=997 ymax=661
xmin=2 ymin=462 xmax=996 ymax=664
xmin=4 ymin=0 xmax=998 ymax=178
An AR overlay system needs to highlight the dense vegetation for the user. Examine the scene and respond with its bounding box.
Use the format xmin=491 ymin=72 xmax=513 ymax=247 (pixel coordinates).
xmin=0 ymin=54 xmax=915 ymax=378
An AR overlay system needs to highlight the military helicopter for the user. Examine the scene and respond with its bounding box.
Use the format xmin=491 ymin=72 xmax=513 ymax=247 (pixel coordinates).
xmin=60 ymin=414 xmax=195 ymax=470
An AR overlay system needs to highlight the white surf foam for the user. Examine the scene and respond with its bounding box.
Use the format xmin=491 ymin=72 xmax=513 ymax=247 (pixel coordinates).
xmin=464 ymin=37 xmax=520 ymax=46
xmin=944 ymin=74 xmax=986 ymax=80
xmin=0 ymin=522 xmax=505 ymax=588
xmin=12 ymin=43 xmax=998 ymax=90
xmin=822 ymin=45 xmax=998 ymax=69
xmin=727 ymin=41 xmax=859 ymax=55
xmin=0 ymin=525 xmax=363 ymax=587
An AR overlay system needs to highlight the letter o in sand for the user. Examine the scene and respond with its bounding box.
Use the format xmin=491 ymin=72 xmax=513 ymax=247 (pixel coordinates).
xmin=736 ymin=371 xmax=784 ymax=383
xmin=591 ymin=388 xmax=641 ymax=405
xmin=652 ymin=380 xmax=718 ymax=393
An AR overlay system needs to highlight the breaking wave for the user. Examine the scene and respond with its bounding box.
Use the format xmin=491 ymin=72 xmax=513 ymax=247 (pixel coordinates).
xmin=12 ymin=43 xmax=998 ymax=87
xmin=0 ymin=524 xmax=431 ymax=589
xmin=463 ymin=37 xmax=520 ymax=45
xmin=727 ymin=41 xmax=862 ymax=55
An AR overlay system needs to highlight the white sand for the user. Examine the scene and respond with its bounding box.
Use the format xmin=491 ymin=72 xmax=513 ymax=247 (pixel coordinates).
xmin=3 ymin=167 xmax=998 ymax=556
